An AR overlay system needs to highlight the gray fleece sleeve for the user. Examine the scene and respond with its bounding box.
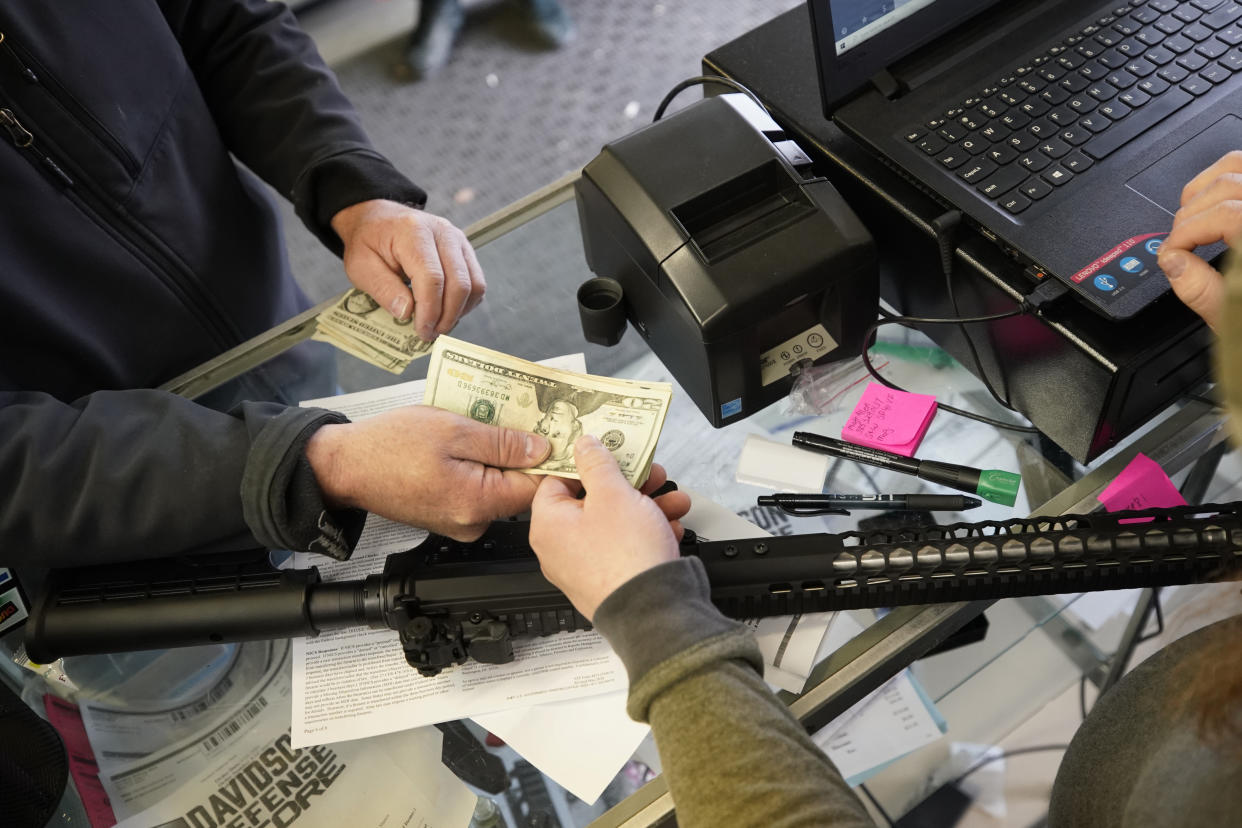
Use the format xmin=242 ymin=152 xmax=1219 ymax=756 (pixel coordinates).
xmin=593 ymin=557 xmax=875 ymax=828
xmin=240 ymin=403 xmax=366 ymax=560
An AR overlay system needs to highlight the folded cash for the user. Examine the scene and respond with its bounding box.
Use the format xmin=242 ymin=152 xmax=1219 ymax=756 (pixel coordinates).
xmin=313 ymin=288 xmax=431 ymax=374
xmin=425 ymin=336 xmax=672 ymax=487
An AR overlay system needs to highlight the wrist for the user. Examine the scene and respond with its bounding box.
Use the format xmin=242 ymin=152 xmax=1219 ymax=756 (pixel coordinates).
xmin=329 ymin=200 xmax=377 ymax=246
xmin=305 ymin=423 xmax=354 ymax=509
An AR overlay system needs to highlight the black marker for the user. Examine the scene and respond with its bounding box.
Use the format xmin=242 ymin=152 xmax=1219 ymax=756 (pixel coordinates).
xmin=790 ymin=431 xmax=1021 ymax=507
xmin=757 ymin=493 xmax=983 ymax=516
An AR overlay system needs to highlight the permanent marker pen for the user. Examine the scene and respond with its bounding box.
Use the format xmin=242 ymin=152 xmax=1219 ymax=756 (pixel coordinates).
xmin=790 ymin=431 xmax=1021 ymax=507
xmin=757 ymin=493 xmax=983 ymax=515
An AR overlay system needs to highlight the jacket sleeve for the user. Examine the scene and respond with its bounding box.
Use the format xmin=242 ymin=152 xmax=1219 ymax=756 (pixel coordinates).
xmin=0 ymin=389 xmax=364 ymax=569
xmin=592 ymin=558 xmax=875 ymax=828
xmin=158 ymin=0 xmax=427 ymax=255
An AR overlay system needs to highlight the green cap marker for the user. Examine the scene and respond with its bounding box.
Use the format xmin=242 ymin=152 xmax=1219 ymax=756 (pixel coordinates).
xmin=975 ymin=469 xmax=1023 ymax=508
xmin=791 ymin=432 xmax=1023 ymax=508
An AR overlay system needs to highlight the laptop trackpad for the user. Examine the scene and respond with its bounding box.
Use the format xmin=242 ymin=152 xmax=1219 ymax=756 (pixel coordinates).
xmin=1127 ymin=115 xmax=1242 ymax=216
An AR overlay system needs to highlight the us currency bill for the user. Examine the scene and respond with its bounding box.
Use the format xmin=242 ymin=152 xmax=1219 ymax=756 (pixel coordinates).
xmin=312 ymin=288 xmax=432 ymax=374
xmin=425 ymin=336 xmax=672 ymax=487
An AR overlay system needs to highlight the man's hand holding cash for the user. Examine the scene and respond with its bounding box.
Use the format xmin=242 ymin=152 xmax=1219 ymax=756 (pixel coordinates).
xmin=424 ymin=337 xmax=672 ymax=488
xmin=313 ymin=290 xmax=671 ymax=485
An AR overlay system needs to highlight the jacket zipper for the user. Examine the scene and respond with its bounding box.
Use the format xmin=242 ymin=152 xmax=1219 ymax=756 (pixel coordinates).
xmin=0 ymin=107 xmax=73 ymax=187
xmin=0 ymin=99 xmax=243 ymax=355
xmin=0 ymin=32 xmax=139 ymax=176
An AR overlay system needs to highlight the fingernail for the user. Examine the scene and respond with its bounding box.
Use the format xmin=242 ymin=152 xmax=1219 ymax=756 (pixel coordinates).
xmin=390 ymin=296 xmax=410 ymax=319
xmin=575 ymin=435 xmax=601 ymax=451
xmin=526 ymin=434 xmax=550 ymax=459
xmin=1161 ymin=251 xmax=1187 ymax=281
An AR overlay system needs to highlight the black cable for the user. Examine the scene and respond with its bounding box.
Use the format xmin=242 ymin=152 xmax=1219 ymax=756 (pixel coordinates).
xmin=861 ymin=313 xmax=1043 ymax=433
xmin=1079 ymin=587 xmax=1164 ymax=721
xmin=652 ymin=75 xmax=768 ymax=122
xmin=949 ymin=743 xmax=1071 ymax=788
xmin=1136 ymin=588 xmax=1165 ymax=644
xmin=934 ymin=211 xmax=1019 ymax=413
xmin=858 ymin=783 xmax=895 ymax=828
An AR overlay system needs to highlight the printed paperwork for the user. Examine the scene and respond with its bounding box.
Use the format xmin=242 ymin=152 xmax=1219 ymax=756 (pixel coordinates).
xmin=289 ymin=536 xmax=628 ymax=747
xmin=809 ymin=613 xmax=946 ymax=785
xmin=299 ymin=356 xmax=648 ymax=804
xmin=67 ymin=639 xmax=474 ymax=828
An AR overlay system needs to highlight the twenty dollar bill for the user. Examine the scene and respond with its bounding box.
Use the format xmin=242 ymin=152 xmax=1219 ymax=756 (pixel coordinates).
xmin=425 ymin=336 xmax=672 ymax=487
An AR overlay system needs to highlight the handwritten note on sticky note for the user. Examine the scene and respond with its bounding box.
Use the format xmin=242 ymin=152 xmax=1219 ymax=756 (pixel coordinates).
xmin=841 ymin=383 xmax=937 ymax=457
xmin=1098 ymin=453 xmax=1187 ymax=517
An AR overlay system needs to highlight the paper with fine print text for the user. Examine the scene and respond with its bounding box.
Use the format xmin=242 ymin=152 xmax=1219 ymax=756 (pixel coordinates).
xmin=85 ymin=639 xmax=475 ymax=828
xmin=809 ymin=613 xmax=946 ymax=785
xmin=77 ymin=642 xmax=274 ymax=775
xmin=289 ymin=536 xmax=628 ymax=748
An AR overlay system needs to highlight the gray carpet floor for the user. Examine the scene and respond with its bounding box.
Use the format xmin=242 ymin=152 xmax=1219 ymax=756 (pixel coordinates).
xmin=282 ymin=0 xmax=802 ymax=306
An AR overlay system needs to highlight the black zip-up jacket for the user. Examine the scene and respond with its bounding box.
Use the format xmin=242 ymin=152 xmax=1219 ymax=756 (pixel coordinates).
xmin=0 ymin=1 xmax=426 ymax=568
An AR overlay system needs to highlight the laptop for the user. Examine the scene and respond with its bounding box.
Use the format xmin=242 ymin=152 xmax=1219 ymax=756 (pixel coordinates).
xmin=807 ymin=0 xmax=1241 ymax=319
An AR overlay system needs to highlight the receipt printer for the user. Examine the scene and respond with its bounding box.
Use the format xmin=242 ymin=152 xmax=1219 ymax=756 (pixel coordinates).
xmin=575 ymin=93 xmax=877 ymax=426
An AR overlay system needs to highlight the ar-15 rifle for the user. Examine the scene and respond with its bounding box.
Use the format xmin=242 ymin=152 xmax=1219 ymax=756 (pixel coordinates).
xmin=25 ymin=502 xmax=1242 ymax=676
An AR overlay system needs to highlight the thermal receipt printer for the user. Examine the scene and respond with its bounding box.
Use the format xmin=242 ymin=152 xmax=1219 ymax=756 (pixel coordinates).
xmin=575 ymin=93 xmax=877 ymax=426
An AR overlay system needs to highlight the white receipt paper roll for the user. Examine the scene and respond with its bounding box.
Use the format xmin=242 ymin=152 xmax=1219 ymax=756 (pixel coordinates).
xmin=735 ymin=434 xmax=830 ymax=493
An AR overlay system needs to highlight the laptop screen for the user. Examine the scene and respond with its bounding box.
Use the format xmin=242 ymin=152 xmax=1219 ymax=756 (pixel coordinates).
xmin=808 ymin=0 xmax=1002 ymax=112
xmin=831 ymin=1 xmax=939 ymax=56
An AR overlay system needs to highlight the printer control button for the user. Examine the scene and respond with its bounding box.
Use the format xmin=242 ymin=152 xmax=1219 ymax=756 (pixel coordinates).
xmin=774 ymin=139 xmax=814 ymax=168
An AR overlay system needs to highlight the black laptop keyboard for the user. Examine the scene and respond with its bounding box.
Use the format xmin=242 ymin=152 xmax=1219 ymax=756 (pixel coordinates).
xmin=903 ymin=0 xmax=1242 ymax=215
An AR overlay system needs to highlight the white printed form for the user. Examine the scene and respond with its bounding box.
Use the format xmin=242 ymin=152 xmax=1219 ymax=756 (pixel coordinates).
xmin=291 ymin=548 xmax=627 ymax=749
xmin=294 ymin=353 xmax=627 ymax=750
xmin=810 ymin=614 xmax=945 ymax=784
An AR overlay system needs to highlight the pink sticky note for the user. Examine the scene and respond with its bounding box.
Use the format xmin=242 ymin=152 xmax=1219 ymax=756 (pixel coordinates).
xmin=841 ymin=382 xmax=937 ymax=457
xmin=1098 ymin=453 xmax=1187 ymax=519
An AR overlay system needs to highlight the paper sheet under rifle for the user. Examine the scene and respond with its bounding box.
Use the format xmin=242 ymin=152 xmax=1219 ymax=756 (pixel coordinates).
xmin=295 ymin=357 xmax=636 ymax=753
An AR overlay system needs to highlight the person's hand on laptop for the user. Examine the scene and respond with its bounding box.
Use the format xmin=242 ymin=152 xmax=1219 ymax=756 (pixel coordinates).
xmin=1158 ymin=151 xmax=1242 ymax=330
